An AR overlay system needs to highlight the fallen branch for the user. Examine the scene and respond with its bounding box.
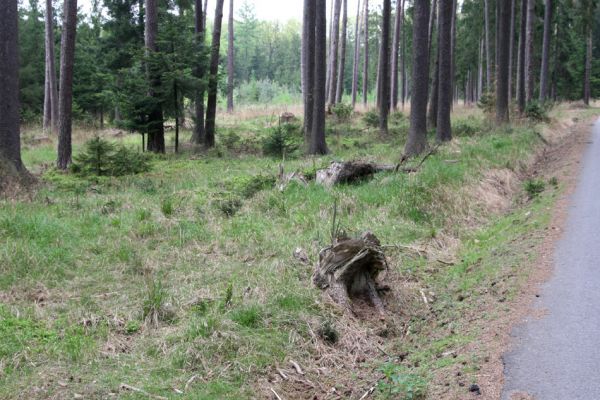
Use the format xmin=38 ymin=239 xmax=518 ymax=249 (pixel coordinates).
xmin=270 ymin=387 xmax=283 ymax=400
xmin=359 ymin=386 xmax=376 ymax=400
xmin=119 ymin=383 xmax=167 ymax=400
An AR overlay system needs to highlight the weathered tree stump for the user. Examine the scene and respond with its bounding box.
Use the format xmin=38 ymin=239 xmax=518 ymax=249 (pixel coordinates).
xmin=316 ymin=161 xmax=397 ymax=186
xmin=280 ymin=112 xmax=297 ymax=124
xmin=313 ymin=232 xmax=388 ymax=319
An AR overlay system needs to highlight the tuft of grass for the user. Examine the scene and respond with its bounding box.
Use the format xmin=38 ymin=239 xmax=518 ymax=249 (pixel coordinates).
xmin=230 ymin=305 xmax=263 ymax=328
xmin=524 ymin=179 xmax=546 ymax=199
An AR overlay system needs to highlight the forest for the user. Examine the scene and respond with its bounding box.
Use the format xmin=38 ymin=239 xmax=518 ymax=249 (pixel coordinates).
xmin=1 ymin=0 xmax=599 ymax=399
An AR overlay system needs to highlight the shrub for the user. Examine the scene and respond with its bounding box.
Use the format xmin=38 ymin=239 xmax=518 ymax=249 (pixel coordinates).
xmin=225 ymin=175 xmax=275 ymax=199
xmin=378 ymin=363 xmax=427 ymax=399
xmin=72 ymin=137 xmax=151 ymax=177
xmin=161 ymin=197 xmax=175 ymax=217
xmin=363 ymin=110 xmax=380 ymax=128
xmin=213 ymin=196 xmax=243 ymax=217
xmin=220 ymin=130 xmax=241 ymax=151
xmin=525 ymin=102 xmax=550 ymax=122
xmin=317 ymin=319 xmax=338 ymax=345
xmin=262 ymin=123 xmax=301 ymax=158
xmin=331 ymin=103 xmax=353 ymax=122
xmin=524 ymin=179 xmax=545 ymax=199
xmin=453 ymin=117 xmax=483 ymax=137
xmin=390 ymin=111 xmax=406 ymax=124
xmin=477 ymin=91 xmax=496 ymax=116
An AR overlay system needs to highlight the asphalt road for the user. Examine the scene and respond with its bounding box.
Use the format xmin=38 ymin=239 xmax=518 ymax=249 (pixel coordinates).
xmin=502 ymin=119 xmax=600 ymax=399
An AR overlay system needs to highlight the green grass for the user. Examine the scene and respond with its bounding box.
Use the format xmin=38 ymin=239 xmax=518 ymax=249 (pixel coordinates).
xmin=1 ymin=106 xmax=592 ymax=398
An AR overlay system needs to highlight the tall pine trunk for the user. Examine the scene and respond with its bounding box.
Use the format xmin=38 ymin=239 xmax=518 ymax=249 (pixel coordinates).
xmin=351 ymin=0 xmax=361 ymax=108
xmin=391 ymin=0 xmax=403 ymax=110
xmin=57 ymin=0 xmax=78 ymax=169
xmin=584 ymin=31 xmax=592 ymax=105
xmin=496 ymin=0 xmax=511 ymax=124
xmin=524 ymin=0 xmax=535 ymax=103
xmin=310 ymin=0 xmax=328 ymax=155
xmin=401 ymin=0 xmax=406 ymax=108
xmin=44 ymin=0 xmax=59 ymax=135
xmin=192 ymin=0 xmax=206 ymax=144
xmin=303 ymin=0 xmax=316 ymax=140
xmin=0 ymin=0 xmax=25 ymax=173
xmin=379 ymin=0 xmax=391 ymax=134
xmin=226 ymin=0 xmax=234 ymax=113
xmin=405 ymin=0 xmax=431 ymax=157
xmin=539 ymin=0 xmax=552 ymax=103
xmin=484 ymin=0 xmax=491 ymax=91
xmin=362 ymin=0 xmax=369 ymax=105
xmin=436 ymin=0 xmax=452 ymax=142
xmin=328 ymin=0 xmax=342 ymax=106
xmin=450 ymin=0 xmax=457 ymax=107
xmin=144 ymin=0 xmax=165 ymax=154
xmin=335 ymin=0 xmax=348 ymax=104
xmin=204 ymin=0 xmax=225 ymax=148
xmin=517 ymin=0 xmax=527 ymax=112
xmin=508 ymin=0 xmax=515 ymax=101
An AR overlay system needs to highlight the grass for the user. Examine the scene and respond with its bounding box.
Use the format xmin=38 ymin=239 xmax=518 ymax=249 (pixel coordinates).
xmin=1 ymin=103 xmax=594 ymax=399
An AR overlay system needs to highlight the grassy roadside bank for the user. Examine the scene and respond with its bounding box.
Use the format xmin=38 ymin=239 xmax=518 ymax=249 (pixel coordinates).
xmin=1 ymin=104 xmax=597 ymax=399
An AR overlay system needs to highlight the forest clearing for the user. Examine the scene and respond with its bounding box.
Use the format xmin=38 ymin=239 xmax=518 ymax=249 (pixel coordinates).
xmin=2 ymin=0 xmax=600 ymax=398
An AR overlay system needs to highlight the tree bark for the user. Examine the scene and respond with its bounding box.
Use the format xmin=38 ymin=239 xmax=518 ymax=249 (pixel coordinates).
xmin=450 ymin=0 xmax=457 ymax=107
xmin=328 ymin=0 xmax=342 ymax=106
xmin=391 ymin=0 xmax=403 ymax=110
xmin=303 ymin=0 xmax=316 ymax=140
xmin=351 ymin=0 xmax=361 ymax=108
xmin=496 ymin=0 xmax=511 ymax=124
xmin=539 ymin=0 xmax=552 ymax=103
xmin=57 ymin=0 xmax=78 ymax=169
xmin=192 ymin=0 xmax=206 ymax=144
xmin=484 ymin=0 xmax=491 ymax=92
xmin=0 ymin=0 xmax=25 ymax=172
xmin=226 ymin=0 xmax=234 ymax=113
xmin=144 ymin=0 xmax=165 ymax=154
xmin=584 ymin=31 xmax=592 ymax=105
xmin=517 ymin=0 xmax=527 ymax=112
xmin=524 ymin=0 xmax=535 ymax=103
xmin=401 ymin=0 xmax=406 ymax=108
xmin=203 ymin=0 xmax=208 ymax=28
xmin=362 ymin=0 xmax=369 ymax=105
xmin=310 ymin=0 xmax=328 ymax=155
xmin=44 ymin=0 xmax=59 ymax=135
xmin=508 ymin=0 xmax=516 ymax=101
xmin=205 ymin=0 xmax=225 ymax=148
xmin=428 ymin=0 xmax=437 ymax=56
xmin=335 ymin=0 xmax=348 ymax=104
xmin=378 ymin=0 xmax=391 ymax=135
xmin=436 ymin=0 xmax=452 ymax=141
xmin=478 ymin=36 xmax=483 ymax=100
xmin=405 ymin=0 xmax=431 ymax=157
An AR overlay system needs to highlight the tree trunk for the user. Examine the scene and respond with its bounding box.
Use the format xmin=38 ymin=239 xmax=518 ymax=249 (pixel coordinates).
xmin=326 ymin=1 xmax=334 ymax=103
xmin=203 ymin=0 xmax=208 ymax=28
xmin=450 ymin=0 xmax=457 ymax=107
xmin=310 ymin=0 xmax=328 ymax=155
xmin=436 ymin=0 xmax=452 ymax=142
xmin=378 ymin=0 xmax=391 ymax=135
xmin=44 ymin=0 xmax=59 ymax=135
xmin=584 ymin=31 xmax=592 ymax=105
xmin=539 ymin=0 xmax=552 ymax=103
xmin=205 ymin=0 xmax=225 ymax=148
xmin=303 ymin=0 xmax=316 ymax=140
xmin=428 ymin=2 xmax=439 ymax=130
xmin=335 ymin=0 xmax=348 ymax=104
xmin=405 ymin=0 xmax=430 ymax=157
xmin=192 ymin=0 xmax=206 ymax=144
xmin=496 ymin=0 xmax=511 ymax=124
xmin=401 ymin=0 xmax=406 ymax=108
xmin=0 ymin=0 xmax=25 ymax=173
xmin=517 ymin=0 xmax=527 ymax=112
xmin=428 ymin=0 xmax=437 ymax=56
xmin=226 ymin=0 xmax=234 ymax=113
xmin=362 ymin=0 xmax=369 ymax=105
xmin=484 ymin=0 xmax=491 ymax=92
xmin=508 ymin=0 xmax=515 ymax=101
xmin=144 ymin=0 xmax=165 ymax=154
xmin=351 ymin=0 xmax=361 ymax=108
xmin=57 ymin=0 xmax=78 ymax=169
xmin=328 ymin=0 xmax=342 ymax=106
xmin=391 ymin=0 xmax=403 ymax=110
xmin=524 ymin=0 xmax=535 ymax=103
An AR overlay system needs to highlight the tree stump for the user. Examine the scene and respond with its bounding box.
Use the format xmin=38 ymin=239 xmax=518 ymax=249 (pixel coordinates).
xmin=315 ymin=161 xmax=396 ymax=186
xmin=313 ymin=232 xmax=388 ymax=319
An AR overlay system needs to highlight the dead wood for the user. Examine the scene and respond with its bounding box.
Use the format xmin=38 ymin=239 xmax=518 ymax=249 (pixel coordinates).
xmin=315 ymin=161 xmax=397 ymax=186
xmin=313 ymin=232 xmax=388 ymax=319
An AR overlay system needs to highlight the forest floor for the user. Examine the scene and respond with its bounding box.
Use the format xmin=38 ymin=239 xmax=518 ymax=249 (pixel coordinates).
xmin=0 ymin=103 xmax=598 ymax=400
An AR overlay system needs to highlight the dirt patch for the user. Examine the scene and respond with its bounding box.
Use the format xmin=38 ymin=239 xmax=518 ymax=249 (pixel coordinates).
xmin=466 ymin=114 xmax=596 ymax=399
